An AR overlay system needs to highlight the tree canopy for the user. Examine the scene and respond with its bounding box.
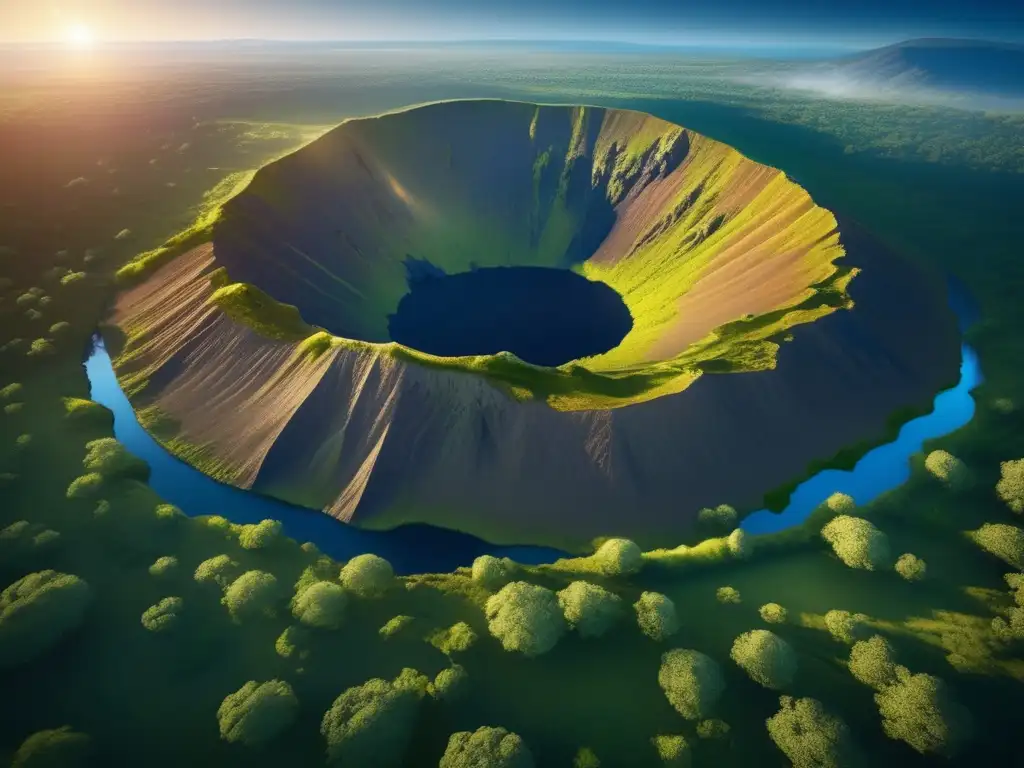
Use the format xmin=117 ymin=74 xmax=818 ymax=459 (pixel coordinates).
xmin=12 ymin=727 xmax=91 ymax=768
xmin=766 ymin=695 xmax=864 ymax=768
xmin=439 ymin=726 xmax=535 ymax=768
xmin=635 ymin=592 xmax=680 ymax=641
xmin=141 ymin=596 xmax=183 ymax=633
xmin=593 ymin=538 xmax=643 ymax=576
xmin=874 ymin=672 xmax=973 ymax=757
xmin=730 ymin=630 xmax=797 ymax=689
xmin=967 ymin=523 xmax=1024 ymax=569
xmin=0 ymin=570 xmax=92 ymax=667
xmin=820 ymin=515 xmax=892 ymax=570
xmin=217 ymin=680 xmax=299 ymax=746
xmin=340 ymin=554 xmax=394 ymax=598
xmin=222 ymin=570 xmax=280 ymax=620
xmin=658 ymin=648 xmax=726 ymax=720
xmin=291 ymin=581 xmax=347 ymax=629
xmin=996 ymin=458 xmax=1024 ymax=514
xmin=471 ymin=555 xmax=514 ymax=590
xmin=557 ymin=581 xmax=624 ymax=639
xmin=485 ymin=582 xmax=567 ymax=657
xmin=848 ymin=635 xmax=904 ymax=691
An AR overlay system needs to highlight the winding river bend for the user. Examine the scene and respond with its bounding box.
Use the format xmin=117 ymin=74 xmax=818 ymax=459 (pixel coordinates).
xmin=86 ymin=334 xmax=980 ymax=574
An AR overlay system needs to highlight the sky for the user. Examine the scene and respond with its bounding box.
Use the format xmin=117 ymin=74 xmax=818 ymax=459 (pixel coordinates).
xmin=2 ymin=0 xmax=1023 ymax=48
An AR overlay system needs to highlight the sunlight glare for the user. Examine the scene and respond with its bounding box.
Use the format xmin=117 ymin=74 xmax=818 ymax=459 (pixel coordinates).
xmin=66 ymin=23 xmax=95 ymax=49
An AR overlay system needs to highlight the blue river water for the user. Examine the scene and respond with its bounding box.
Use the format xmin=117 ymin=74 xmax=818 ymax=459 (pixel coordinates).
xmin=86 ymin=333 xmax=980 ymax=573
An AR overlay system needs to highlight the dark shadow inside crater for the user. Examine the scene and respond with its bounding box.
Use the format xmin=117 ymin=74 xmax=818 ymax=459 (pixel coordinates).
xmin=387 ymin=265 xmax=633 ymax=367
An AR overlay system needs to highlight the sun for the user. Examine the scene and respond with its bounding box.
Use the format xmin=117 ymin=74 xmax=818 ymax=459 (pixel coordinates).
xmin=66 ymin=23 xmax=95 ymax=49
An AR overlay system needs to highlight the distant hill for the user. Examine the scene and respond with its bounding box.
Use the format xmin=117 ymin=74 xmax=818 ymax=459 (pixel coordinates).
xmin=830 ymin=38 xmax=1024 ymax=97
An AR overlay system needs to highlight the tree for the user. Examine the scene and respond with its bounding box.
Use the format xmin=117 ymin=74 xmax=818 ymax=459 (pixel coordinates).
xmin=895 ymin=553 xmax=927 ymax=581
xmin=726 ymin=529 xmax=750 ymax=559
xmin=658 ymin=649 xmax=726 ymax=720
xmin=651 ymin=734 xmax=691 ymax=767
xmin=967 ymin=523 xmax=1024 ymax=569
xmin=716 ymin=586 xmax=741 ymax=604
xmin=340 ymin=554 xmax=394 ymax=598
xmin=766 ymin=695 xmax=864 ymax=768
xmin=821 ymin=515 xmax=892 ymax=570
xmin=440 ymin=726 xmax=534 ymax=768
xmin=0 ymin=571 xmax=92 ymax=667
xmin=239 ymin=519 xmax=282 ymax=550
xmin=760 ymin=603 xmax=788 ymax=624
xmin=379 ymin=615 xmax=415 ymax=639
xmin=874 ymin=673 xmax=973 ymax=756
xmin=65 ymin=473 xmax=103 ymax=500
xmin=557 ymin=581 xmax=624 ymax=638
xmin=996 ymin=458 xmax=1024 ymax=514
xmin=823 ymin=492 xmax=855 ymax=514
xmin=12 ymin=726 xmax=91 ymax=768
xmin=321 ymin=668 xmax=428 ymax=766
xmin=471 ymin=555 xmax=514 ymax=590
xmin=593 ymin=538 xmax=643 ymax=576
xmin=429 ymin=621 xmax=478 ymax=654
xmin=697 ymin=505 xmax=738 ymax=535
xmin=730 ymin=630 xmax=797 ymax=689
xmin=141 ymin=597 xmax=183 ymax=632
xmin=218 ymin=680 xmax=298 ymax=746
xmin=634 ymin=592 xmax=680 ymax=641
xmin=275 ymin=625 xmax=309 ymax=659
xmin=149 ymin=556 xmax=179 ymax=577
xmin=428 ymin=664 xmax=469 ymax=702
xmin=823 ymin=610 xmax=869 ymax=644
xmin=291 ymin=581 xmax=347 ymax=629
xmin=194 ymin=554 xmax=239 ymax=588
xmin=222 ymin=571 xmax=280 ymax=620
xmin=696 ymin=720 xmax=730 ymax=740
xmin=486 ymin=582 xmax=567 ymax=657
xmin=574 ymin=747 xmax=601 ymax=768
xmin=924 ymin=450 xmax=973 ymax=490
xmin=82 ymin=437 xmax=148 ymax=479
xmin=848 ymin=635 xmax=904 ymax=691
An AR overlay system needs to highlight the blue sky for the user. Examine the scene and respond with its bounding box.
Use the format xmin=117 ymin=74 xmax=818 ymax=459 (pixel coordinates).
xmin=3 ymin=0 xmax=1023 ymax=46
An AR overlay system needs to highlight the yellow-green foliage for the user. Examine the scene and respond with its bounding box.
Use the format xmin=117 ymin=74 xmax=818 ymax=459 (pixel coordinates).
xmin=573 ymin=747 xmax=601 ymax=768
xmin=895 ymin=553 xmax=927 ymax=581
xmin=194 ymin=554 xmax=239 ymax=587
xmin=27 ymin=339 xmax=55 ymax=357
xmin=66 ymin=473 xmax=103 ymax=499
xmin=848 ymin=635 xmax=904 ymax=691
xmin=141 ymin=597 xmax=183 ymax=632
xmin=821 ymin=515 xmax=892 ymax=570
xmin=658 ymin=649 xmax=726 ymax=720
xmin=650 ymin=734 xmax=691 ymax=767
xmin=0 ymin=570 xmax=93 ymax=667
xmin=823 ymin=610 xmax=869 ymax=644
xmin=222 ymin=571 xmax=280 ymax=620
xmin=321 ymin=668 xmax=428 ymax=766
xmin=471 ymin=555 xmax=515 ymax=590
xmin=155 ymin=503 xmax=183 ymax=523
xmin=924 ymin=450 xmax=973 ymax=490
xmin=967 ymin=523 xmax=1024 ymax=569
xmin=996 ymin=458 xmax=1024 ymax=514
xmin=760 ymin=603 xmax=788 ymax=624
xmin=0 ymin=521 xmax=60 ymax=563
xmin=696 ymin=720 xmax=730 ymax=740
xmin=379 ymin=614 xmax=414 ymax=639
xmin=291 ymin=581 xmax=347 ymax=629
xmin=217 ymin=680 xmax=299 ymax=746
xmin=340 ymin=554 xmax=394 ymax=598
xmin=556 ymin=581 xmax=624 ymax=638
xmin=697 ymin=504 xmax=738 ymax=535
xmin=593 ymin=538 xmax=643 ymax=576
xmin=0 ymin=383 xmax=23 ymax=400
xmin=209 ymin=282 xmax=313 ymax=341
xmin=61 ymin=397 xmax=112 ymax=427
xmin=49 ymin=321 xmax=71 ymax=336
xmin=716 ymin=586 xmax=742 ymax=604
xmin=730 ymin=629 xmax=797 ymax=689
xmin=115 ymin=208 xmax=221 ymax=285
xmin=485 ymin=581 xmax=567 ymax=657
xmin=429 ymin=621 xmax=477 ymax=654
xmin=60 ymin=271 xmax=87 ymax=286
xmin=765 ymin=696 xmax=863 ymax=768
xmin=440 ymin=726 xmax=534 ymax=768
xmin=874 ymin=673 xmax=973 ymax=757
xmin=238 ymin=519 xmax=282 ymax=550
xmin=82 ymin=437 xmax=148 ymax=479
xmin=428 ymin=664 xmax=468 ymax=702
xmin=148 ymin=556 xmax=179 ymax=577
xmin=12 ymin=727 xmax=91 ymax=768
xmin=634 ymin=592 xmax=680 ymax=641
xmin=275 ymin=625 xmax=309 ymax=659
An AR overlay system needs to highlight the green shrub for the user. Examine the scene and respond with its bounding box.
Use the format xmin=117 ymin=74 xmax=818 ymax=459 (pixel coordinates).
xmin=0 ymin=571 xmax=92 ymax=667
xmin=440 ymin=726 xmax=534 ymax=768
xmin=429 ymin=621 xmax=477 ymax=654
xmin=49 ymin=321 xmax=71 ymax=336
xmin=222 ymin=571 xmax=280 ymax=620
xmin=292 ymin=581 xmax=347 ymax=629
xmin=823 ymin=610 xmax=869 ymax=644
xmin=760 ymin=603 xmax=788 ymax=624
xmin=154 ymin=503 xmax=184 ymax=523
xmin=485 ymin=581 xmax=567 ymax=657
xmin=82 ymin=437 xmax=148 ymax=479
xmin=574 ymin=747 xmax=601 ymax=768
xmin=61 ymin=397 xmax=112 ymax=426
xmin=658 ymin=649 xmax=726 ymax=720
xmin=428 ymin=664 xmax=469 ymax=702
xmin=471 ymin=555 xmax=514 ymax=590
xmin=275 ymin=625 xmax=310 ymax=659
xmin=726 ymin=529 xmax=750 ymax=559
xmin=634 ymin=592 xmax=680 ymax=641
xmin=321 ymin=668 xmax=428 ymax=766
xmin=848 ymin=635 xmax=904 ymax=691
xmin=379 ymin=614 xmax=414 ymax=639
xmin=12 ymin=726 xmax=91 ymax=768
xmin=239 ymin=519 xmax=282 ymax=550
xmin=593 ymin=538 xmax=643 ymax=576
xmin=895 ymin=553 xmax=927 ymax=581
xmin=0 ymin=521 xmax=60 ymax=563
xmin=27 ymin=339 xmax=55 ymax=357
xmin=15 ymin=433 xmax=32 ymax=448
xmin=141 ymin=597 xmax=183 ymax=632
xmin=716 ymin=586 xmax=741 ymax=604
xmin=218 ymin=680 xmax=298 ymax=746
xmin=148 ymin=556 xmax=179 ymax=576
xmin=4 ymin=402 xmax=24 ymax=416
xmin=823 ymin=492 xmax=856 ymax=514
xmin=340 ymin=554 xmax=394 ymax=598
xmin=730 ymin=629 xmax=797 ymax=689
xmin=996 ymin=458 xmax=1024 ymax=514
xmin=766 ymin=695 xmax=864 ymax=768
xmin=967 ymin=523 xmax=1024 ymax=569
xmin=821 ymin=515 xmax=892 ymax=570
xmin=557 ymin=581 xmax=624 ymax=638
xmin=0 ymin=382 xmax=23 ymax=400
xmin=924 ymin=450 xmax=973 ymax=490
xmin=194 ymin=554 xmax=239 ymax=587
xmin=651 ymin=734 xmax=691 ymax=767
xmin=16 ymin=293 xmax=36 ymax=308
xmin=66 ymin=473 xmax=103 ymax=499
xmin=697 ymin=505 xmax=738 ymax=535
xmin=874 ymin=673 xmax=973 ymax=756
xmin=60 ymin=272 xmax=87 ymax=286
xmin=696 ymin=719 xmax=730 ymax=740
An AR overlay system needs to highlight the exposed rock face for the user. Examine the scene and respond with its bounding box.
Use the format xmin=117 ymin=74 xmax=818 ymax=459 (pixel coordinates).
xmin=110 ymin=100 xmax=959 ymax=552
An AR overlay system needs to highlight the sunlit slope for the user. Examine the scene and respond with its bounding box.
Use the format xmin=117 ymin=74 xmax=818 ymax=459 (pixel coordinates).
xmin=110 ymin=100 xmax=960 ymax=551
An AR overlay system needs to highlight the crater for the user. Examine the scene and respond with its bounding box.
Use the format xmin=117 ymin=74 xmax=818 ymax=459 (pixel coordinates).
xmin=110 ymin=99 xmax=960 ymax=552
